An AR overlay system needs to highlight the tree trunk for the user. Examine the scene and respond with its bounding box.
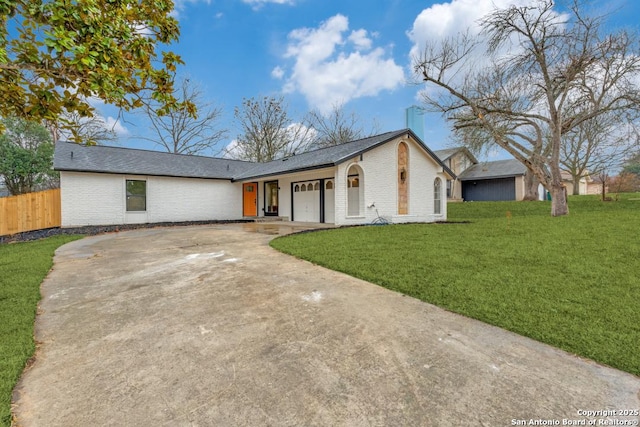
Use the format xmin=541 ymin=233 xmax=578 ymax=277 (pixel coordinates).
xmin=522 ymin=172 xmax=540 ymax=201
xmin=549 ymin=126 xmax=569 ymax=216
xmin=550 ymin=184 xmax=569 ymax=216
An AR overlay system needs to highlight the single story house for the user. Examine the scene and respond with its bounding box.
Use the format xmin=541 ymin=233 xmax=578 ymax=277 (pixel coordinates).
xmin=458 ymin=159 xmax=531 ymax=202
xmin=433 ymin=149 xmax=539 ymax=202
xmin=560 ymin=170 xmax=602 ymax=195
xmin=54 ymin=129 xmax=455 ymax=227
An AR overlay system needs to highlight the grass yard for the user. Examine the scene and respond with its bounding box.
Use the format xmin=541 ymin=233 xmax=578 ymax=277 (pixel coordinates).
xmin=271 ymin=193 xmax=640 ymax=377
xmin=0 ymin=235 xmax=83 ymax=427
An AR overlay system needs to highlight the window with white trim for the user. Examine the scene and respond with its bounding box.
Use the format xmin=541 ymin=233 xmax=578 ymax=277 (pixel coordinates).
xmin=126 ymin=180 xmax=146 ymax=211
xmin=434 ymin=178 xmax=442 ymax=215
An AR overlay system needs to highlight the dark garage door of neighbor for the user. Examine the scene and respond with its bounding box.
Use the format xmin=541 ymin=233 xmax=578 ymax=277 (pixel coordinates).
xmin=462 ymin=177 xmax=516 ymax=201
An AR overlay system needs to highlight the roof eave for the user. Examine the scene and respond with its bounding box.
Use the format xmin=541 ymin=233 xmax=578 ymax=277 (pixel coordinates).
xmin=232 ymin=162 xmax=337 ymax=182
xmin=459 ymin=172 xmax=526 ymax=181
xmin=56 ymin=167 xmax=234 ymax=181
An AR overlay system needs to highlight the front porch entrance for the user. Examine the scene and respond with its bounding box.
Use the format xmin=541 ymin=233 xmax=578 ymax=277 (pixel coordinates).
xmin=264 ymin=181 xmax=279 ymax=216
xmin=243 ymin=182 xmax=257 ymax=216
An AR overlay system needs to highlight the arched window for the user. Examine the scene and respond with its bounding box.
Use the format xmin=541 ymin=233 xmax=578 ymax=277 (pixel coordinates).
xmin=301 ymin=184 xmax=307 ymax=192
xmin=434 ymin=178 xmax=442 ymax=215
xmin=307 ymin=183 xmax=313 ymax=191
xmin=314 ymin=182 xmax=320 ymax=191
xmin=294 ymin=184 xmax=299 ymax=192
xmin=326 ymin=180 xmax=333 ymax=190
xmin=347 ymin=165 xmax=364 ymax=216
xmin=398 ymin=141 xmax=409 ymax=214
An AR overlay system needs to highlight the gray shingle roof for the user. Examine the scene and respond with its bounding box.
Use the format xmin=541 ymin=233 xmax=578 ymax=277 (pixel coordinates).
xmin=433 ymin=147 xmax=478 ymax=164
xmin=234 ymin=129 xmax=452 ymax=180
xmin=54 ymin=142 xmax=255 ymax=179
xmin=54 ymin=129 xmax=455 ymax=181
xmin=458 ymin=159 xmax=526 ymax=180
xmin=433 ymin=148 xmax=461 ymax=161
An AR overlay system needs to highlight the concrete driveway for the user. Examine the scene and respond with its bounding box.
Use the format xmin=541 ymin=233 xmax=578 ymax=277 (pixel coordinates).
xmin=12 ymin=224 xmax=640 ymax=427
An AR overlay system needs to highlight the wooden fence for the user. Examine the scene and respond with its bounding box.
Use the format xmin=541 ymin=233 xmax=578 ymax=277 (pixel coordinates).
xmin=0 ymin=189 xmax=61 ymax=236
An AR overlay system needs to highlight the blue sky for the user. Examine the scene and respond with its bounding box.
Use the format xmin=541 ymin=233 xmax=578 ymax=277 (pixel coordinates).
xmin=97 ymin=0 xmax=640 ymax=159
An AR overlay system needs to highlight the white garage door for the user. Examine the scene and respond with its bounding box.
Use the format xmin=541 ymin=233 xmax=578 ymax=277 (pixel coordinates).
xmin=293 ymin=181 xmax=320 ymax=222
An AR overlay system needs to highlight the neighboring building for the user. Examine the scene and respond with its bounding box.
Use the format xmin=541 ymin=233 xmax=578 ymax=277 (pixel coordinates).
xmin=560 ymin=171 xmax=600 ymax=195
xmin=54 ymin=129 xmax=455 ymax=227
xmin=434 ymin=148 xmax=550 ymax=202
xmin=433 ymin=147 xmax=478 ymax=201
xmin=458 ymin=159 xmax=530 ymax=202
xmin=585 ymin=174 xmax=608 ymax=195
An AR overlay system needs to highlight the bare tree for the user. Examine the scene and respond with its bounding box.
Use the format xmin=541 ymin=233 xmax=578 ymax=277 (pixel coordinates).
xmin=560 ymin=113 xmax=639 ymax=195
xmin=414 ymin=0 xmax=640 ymax=216
xmin=304 ymin=103 xmax=380 ymax=148
xmin=229 ymin=96 xmax=313 ymax=162
xmin=45 ymin=111 xmax=119 ymax=145
xmin=140 ymin=78 xmax=227 ymax=156
xmin=609 ymin=172 xmax=640 ymax=196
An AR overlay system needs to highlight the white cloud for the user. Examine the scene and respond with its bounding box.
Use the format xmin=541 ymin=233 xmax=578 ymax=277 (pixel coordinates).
xmin=222 ymin=139 xmax=240 ymax=159
xmin=277 ymin=14 xmax=404 ymax=115
xmin=348 ymin=29 xmax=372 ymax=50
xmin=407 ymin=0 xmax=533 ymax=60
xmin=271 ymin=66 xmax=285 ymax=79
xmin=171 ymin=0 xmax=212 ymax=18
xmin=242 ymin=0 xmax=295 ymax=10
xmin=104 ymin=116 xmax=129 ymax=136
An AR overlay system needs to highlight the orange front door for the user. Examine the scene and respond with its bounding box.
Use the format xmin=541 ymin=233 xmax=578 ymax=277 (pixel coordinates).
xmin=242 ymin=182 xmax=257 ymax=216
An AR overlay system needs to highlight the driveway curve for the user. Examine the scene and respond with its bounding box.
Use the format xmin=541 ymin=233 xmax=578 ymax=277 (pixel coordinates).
xmin=13 ymin=224 xmax=640 ymax=426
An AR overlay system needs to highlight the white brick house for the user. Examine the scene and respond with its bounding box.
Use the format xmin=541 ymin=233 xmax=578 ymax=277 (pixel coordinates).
xmin=54 ymin=129 xmax=454 ymax=227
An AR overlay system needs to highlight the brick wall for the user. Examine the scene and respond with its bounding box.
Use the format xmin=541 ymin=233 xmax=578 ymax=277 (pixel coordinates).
xmin=334 ymin=136 xmax=447 ymax=226
xmin=60 ymin=172 xmax=243 ymax=227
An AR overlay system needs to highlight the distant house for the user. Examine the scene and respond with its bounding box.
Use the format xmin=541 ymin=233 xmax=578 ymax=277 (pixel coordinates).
xmin=457 ymin=159 xmax=533 ymax=202
xmin=433 ymin=148 xmax=548 ymax=202
xmin=433 ymin=147 xmax=477 ymax=201
xmin=584 ymin=174 xmax=608 ymax=196
xmin=560 ymin=171 xmax=603 ymax=195
xmin=54 ymin=129 xmax=455 ymax=227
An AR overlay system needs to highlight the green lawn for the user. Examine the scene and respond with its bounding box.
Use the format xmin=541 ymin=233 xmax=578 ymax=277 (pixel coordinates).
xmin=270 ymin=194 xmax=640 ymax=377
xmin=0 ymin=235 xmax=83 ymax=427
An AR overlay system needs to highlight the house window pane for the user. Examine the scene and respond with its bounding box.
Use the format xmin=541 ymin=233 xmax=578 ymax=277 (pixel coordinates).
xmin=326 ymin=181 xmax=333 ymax=190
xmin=294 ymin=184 xmax=300 ymax=192
xmin=347 ymin=166 xmax=362 ymax=216
xmin=126 ymin=180 xmax=146 ymax=211
xmin=265 ymin=180 xmax=279 ymax=215
xmin=434 ymin=178 xmax=442 ymax=215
